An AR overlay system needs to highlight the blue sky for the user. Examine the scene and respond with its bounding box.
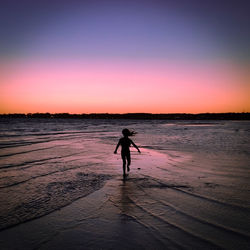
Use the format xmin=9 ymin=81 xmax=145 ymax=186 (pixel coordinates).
xmin=1 ymin=0 xmax=249 ymax=63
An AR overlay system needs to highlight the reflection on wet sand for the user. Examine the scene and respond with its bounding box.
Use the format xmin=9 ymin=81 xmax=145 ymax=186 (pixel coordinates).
xmin=120 ymin=179 xmax=133 ymax=220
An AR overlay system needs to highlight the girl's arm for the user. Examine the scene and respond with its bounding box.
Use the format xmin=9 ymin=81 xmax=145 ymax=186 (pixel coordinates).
xmin=131 ymin=140 xmax=141 ymax=153
xmin=114 ymin=140 xmax=121 ymax=154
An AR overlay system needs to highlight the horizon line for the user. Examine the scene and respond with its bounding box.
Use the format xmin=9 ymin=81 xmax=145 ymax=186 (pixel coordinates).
xmin=0 ymin=112 xmax=250 ymax=116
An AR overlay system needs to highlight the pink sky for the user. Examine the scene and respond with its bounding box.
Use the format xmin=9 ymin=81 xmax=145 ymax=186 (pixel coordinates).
xmin=1 ymin=59 xmax=249 ymax=114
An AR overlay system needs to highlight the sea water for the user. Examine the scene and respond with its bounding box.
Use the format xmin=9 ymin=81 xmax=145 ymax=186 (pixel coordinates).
xmin=0 ymin=118 xmax=249 ymax=249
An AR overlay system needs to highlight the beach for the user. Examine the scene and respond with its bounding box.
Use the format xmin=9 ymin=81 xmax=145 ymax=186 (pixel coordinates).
xmin=0 ymin=118 xmax=250 ymax=249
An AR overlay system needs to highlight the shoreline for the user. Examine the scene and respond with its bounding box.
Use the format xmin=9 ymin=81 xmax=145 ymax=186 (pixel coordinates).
xmin=1 ymin=112 xmax=250 ymax=120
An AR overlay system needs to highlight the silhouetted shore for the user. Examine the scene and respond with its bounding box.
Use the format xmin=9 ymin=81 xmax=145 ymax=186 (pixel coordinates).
xmin=0 ymin=112 xmax=250 ymax=120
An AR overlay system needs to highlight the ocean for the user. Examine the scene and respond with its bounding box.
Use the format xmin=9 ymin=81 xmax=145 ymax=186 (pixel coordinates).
xmin=0 ymin=118 xmax=249 ymax=249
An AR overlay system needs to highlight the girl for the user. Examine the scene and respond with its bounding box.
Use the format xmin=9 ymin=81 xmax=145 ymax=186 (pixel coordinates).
xmin=114 ymin=128 xmax=141 ymax=177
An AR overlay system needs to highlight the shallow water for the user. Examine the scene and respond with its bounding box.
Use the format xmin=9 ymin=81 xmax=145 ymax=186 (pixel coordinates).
xmin=0 ymin=118 xmax=249 ymax=249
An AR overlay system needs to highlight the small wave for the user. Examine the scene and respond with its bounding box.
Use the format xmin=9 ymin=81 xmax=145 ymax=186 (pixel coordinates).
xmin=0 ymin=150 xmax=86 ymax=170
xmin=0 ymin=161 xmax=89 ymax=189
xmin=135 ymin=182 xmax=250 ymax=240
xmin=118 ymin=190 xmax=222 ymax=249
xmin=0 ymin=129 xmax=110 ymax=139
xmin=0 ymin=172 xmax=111 ymax=231
xmin=0 ymin=134 xmax=83 ymax=149
xmin=173 ymin=186 xmax=250 ymax=211
xmin=0 ymin=145 xmax=61 ymax=158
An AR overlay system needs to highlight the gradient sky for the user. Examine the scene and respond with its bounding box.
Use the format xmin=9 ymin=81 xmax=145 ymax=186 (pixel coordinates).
xmin=1 ymin=0 xmax=250 ymax=113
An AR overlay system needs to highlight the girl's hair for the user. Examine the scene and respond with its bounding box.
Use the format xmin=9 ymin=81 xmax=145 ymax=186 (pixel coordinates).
xmin=122 ymin=128 xmax=137 ymax=137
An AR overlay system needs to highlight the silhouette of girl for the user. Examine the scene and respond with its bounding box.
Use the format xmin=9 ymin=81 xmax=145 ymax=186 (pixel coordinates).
xmin=114 ymin=128 xmax=141 ymax=177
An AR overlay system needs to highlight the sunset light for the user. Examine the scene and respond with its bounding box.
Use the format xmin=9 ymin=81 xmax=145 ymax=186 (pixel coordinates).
xmin=1 ymin=1 xmax=249 ymax=114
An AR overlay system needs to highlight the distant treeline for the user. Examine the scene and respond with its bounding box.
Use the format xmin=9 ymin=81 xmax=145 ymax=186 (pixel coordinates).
xmin=0 ymin=112 xmax=250 ymax=120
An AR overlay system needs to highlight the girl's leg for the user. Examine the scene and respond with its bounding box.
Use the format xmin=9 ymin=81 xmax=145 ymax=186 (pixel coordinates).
xmin=127 ymin=152 xmax=131 ymax=172
xmin=121 ymin=153 xmax=126 ymax=176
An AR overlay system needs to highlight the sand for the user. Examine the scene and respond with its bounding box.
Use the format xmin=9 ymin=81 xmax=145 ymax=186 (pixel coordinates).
xmin=1 ymin=148 xmax=249 ymax=250
xmin=0 ymin=119 xmax=250 ymax=249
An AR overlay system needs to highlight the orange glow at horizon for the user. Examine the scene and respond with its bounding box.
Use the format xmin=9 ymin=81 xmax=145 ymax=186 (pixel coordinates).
xmin=1 ymin=59 xmax=249 ymax=114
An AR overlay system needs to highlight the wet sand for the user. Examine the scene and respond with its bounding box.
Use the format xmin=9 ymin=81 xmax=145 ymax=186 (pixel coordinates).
xmin=1 ymin=148 xmax=249 ymax=250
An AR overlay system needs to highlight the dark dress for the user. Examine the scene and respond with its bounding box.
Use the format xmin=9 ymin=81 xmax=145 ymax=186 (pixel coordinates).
xmin=119 ymin=137 xmax=132 ymax=163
